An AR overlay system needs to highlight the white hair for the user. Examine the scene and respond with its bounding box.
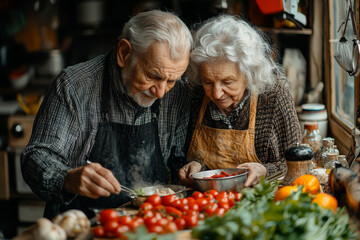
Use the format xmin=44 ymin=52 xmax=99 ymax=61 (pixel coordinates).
xmin=120 ymin=10 xmax=193 ymax=61
xmin=188 ymin=15 xmax=287 ymax=94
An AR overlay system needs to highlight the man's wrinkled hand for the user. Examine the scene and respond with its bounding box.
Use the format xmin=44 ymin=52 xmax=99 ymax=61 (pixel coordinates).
xmin=236 ymin=162 xmax=267 ymax=187
xmin=179 ymin=161 xmax=202 ymax=187
xmin=63 ymin=162 xmax=121 ymax=199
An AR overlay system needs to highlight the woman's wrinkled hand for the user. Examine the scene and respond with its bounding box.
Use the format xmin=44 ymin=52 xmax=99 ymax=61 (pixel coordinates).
xmin=179 ymin=161 xmax=202 ymax=187
xmin=63 ymin=162 xmax=121 ymax=199
xmin=236 ymin=162 xmax=267 ymax=187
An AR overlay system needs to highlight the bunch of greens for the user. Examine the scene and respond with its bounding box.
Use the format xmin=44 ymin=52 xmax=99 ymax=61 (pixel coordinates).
xmin=192 ymin=178 xmax=358 ymax=240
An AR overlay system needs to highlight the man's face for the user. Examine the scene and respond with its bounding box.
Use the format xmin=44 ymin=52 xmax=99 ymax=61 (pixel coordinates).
xmin=121 ymin=42 xmax=189 ymax=107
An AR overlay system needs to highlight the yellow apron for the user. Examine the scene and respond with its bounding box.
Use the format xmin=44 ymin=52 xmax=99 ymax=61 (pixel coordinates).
xmin=187 ymin=93 xmax=260 ymax=169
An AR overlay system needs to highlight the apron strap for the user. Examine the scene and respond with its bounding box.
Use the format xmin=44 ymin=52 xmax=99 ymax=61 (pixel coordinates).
xmin=196 ymin=96 xmax=210 ymax=126
xmin=248 ymin=93 xmax=258 ymax=131
xmin=101 ymin=53 xmax=111 ymax=121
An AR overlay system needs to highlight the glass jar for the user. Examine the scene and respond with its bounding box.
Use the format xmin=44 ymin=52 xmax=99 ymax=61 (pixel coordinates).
xmin=316 ymin=137 xmax=334 ymax=167
xmin=337 ymin=155 xmax=349 ymax=168
xmin=302 ymin=122 xmax=322 ymax=165
xmin=324 ymin=152 xmax=338 ymax=173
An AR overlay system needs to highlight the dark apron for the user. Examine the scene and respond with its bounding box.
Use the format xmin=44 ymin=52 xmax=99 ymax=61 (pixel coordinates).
xmin=44 ymin=53 xmax=169 ymax=219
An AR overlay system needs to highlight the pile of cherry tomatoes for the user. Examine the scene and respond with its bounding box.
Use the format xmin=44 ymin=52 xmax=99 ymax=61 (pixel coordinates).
xmin=93 ymin=190 xmax=242 ymax=239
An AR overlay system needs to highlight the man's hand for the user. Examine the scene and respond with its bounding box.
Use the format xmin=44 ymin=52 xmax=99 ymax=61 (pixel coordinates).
xmin=179 ymin=161 xmax=202 ymax=187
xmin=236 ymin=162 xmax=267 ymax=187
xmin=63 ymin=162 xmax=121 ymax=199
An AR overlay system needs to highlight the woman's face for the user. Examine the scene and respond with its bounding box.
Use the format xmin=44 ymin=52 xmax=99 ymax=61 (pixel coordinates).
xmin=200 ymin=60 xmax=247 ymax=115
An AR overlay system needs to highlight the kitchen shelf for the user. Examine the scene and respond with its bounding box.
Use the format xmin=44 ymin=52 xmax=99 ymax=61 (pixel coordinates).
xmin=261 ymin=27 xmax=313 ymax=35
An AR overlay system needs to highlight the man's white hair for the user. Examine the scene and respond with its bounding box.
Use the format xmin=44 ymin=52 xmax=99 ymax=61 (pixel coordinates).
xmin=120 ymin=10 xmax=193 ymax=61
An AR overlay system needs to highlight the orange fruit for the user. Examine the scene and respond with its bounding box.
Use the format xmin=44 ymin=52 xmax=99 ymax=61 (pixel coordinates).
xmin=274 ymin=186 xmax=298 ymax=202
xmin=292 ymin=174 xmax=320 ymax=195
xmin=312 ymin=193 xmax=338 ymax=212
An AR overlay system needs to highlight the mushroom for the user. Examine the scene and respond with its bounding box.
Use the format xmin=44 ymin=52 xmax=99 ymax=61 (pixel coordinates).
xmin=52 ymin=209 xmax=90 ymax=238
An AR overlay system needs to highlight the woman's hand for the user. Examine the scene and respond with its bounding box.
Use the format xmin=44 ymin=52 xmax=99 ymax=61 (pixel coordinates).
xmin=236 ymin=162 xmax=267 ymax=187
xmin=179 ymin=161 xmax=202 ymax=187
xmin=63 ymin=162 xmax=121 ymax=199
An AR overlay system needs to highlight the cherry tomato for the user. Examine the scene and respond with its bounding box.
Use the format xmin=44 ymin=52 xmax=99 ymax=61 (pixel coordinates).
xmin=113 ymin=225 xmax=130 ymax=238
xmin=144 ymin=216 xmax=158 ymax=227
xmin=157 ymin=218 xmax=169 ymax=227
xmin=198 ymin=213 xmax=205 ymax=220
xmin=153 ymin=204 xmax=165 ymax=211
xmin=137 ymin=209 xmax=154 ymax=218
xmin=196 ymin=198 xmax=209 ymax=211
xmin=145 ymin=194 xmax=162 ymax=206
xmin=162 ymin=194 xmax=178 ymax=206
xmin=186 ymin=197 xmax=196 ymax=204
xmin=147 ymin=224 xmax=164 ymax=234
xmin=207 ymin=189 xmax=219 ymax=197
xmin=218 ymin=201 xmax=230 ymax=210
xmin=93 ymin=226 xmax=105 ymax=238
xmin=139 ymin=202 xmax=153 ymax=210
xmin=174 ymin=218 xmax=186 ymax=230
xmin=128 ymin=217 xmax=144 ymax=230
xmin=234 ymin=192 xmax=243 ymax=201
xmin=117 ymin=215 xmax=132 ymax=226
xmin=183 ymin=215 xmax=198 ymax=228
xmin=184 ymin=209 xmax=199 ymax=216
xmin=164 ymin=221 xmax=178 ymax=233
xmin=99 ymin=209 xmax=118 ymax=225
xmin=179 ymin=198 xmax=188 ymax=205
xmin=178 ymin=203 xmax=189 ymax=212
xmin=204 ymin=202 xmax=218 ymax=217
xmin=188 ymin=202 xmax=199 ymax=211
xmin=165 ymin=206 xmax=182 ymax=218
xmin=215 ymin=207 xmax=226 ymax=217
xmin=104 ymin=220 xmax=119 ymax=233
xmin=192 ymin=191 xmax=204 ymax=199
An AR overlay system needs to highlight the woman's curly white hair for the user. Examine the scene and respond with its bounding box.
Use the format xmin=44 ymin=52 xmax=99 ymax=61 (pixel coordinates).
xmin=187 ymin=14 xmax=287 ymax=94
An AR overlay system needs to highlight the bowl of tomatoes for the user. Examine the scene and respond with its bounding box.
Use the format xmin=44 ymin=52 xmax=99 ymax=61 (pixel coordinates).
xmin=191 ymin=168 xmax=248 ymax=192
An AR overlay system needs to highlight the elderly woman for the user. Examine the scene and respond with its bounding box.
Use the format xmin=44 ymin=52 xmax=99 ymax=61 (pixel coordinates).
xmin=179 ymin=15 xmax=301 ymax=187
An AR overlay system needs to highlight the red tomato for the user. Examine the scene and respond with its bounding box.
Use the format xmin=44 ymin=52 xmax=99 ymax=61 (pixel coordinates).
xmin=208 ymin=189 xmax=219 ymax=197
xmin=179 ymin=198 xmax=188 ymax=205
xmin=204 ymin=203 xmax=218 ymax=217
xmin=162 ymin=194 xmax=178 ymax=206
xmin=234 ymin=192 xmax=243 ymax=201
xmin=188 ymin=202 xmax=199 ymax=211
xmin=196 ymin=198 xmax=209 ymax=211
xmin=186 ymin=197 xmax=196 ymax=204
xmin=165 ymin=206 xmax=182 ymax=218
xmin=145 ymin=194 xmax=162 ymax=206
xmin=113 ymin=225 xmax=130 ymax=238
xmin=164 ymin=221 xmax=178 ymax=233
xmin=139 ymin=202 xmax=153 ymax=210
xmin=104 ymin=220 xmax=119 ymax=233
xmin=157 ymin=218 xmax=169 ymax=227
xmin=144 ymin=216 xmax=158 ymax=227
xmin=218 ymin=201 xmax=230 ymax=210
xmin=178 ymin=203 xmax=189 ymax=212
xmin=203 ymin=193 xmax=215 ymax=202
xmin=192 ymin=191 xmax=204 ymax=199
xmin=215 ymin=207 xmax=226 ymax=217
xmin=93 ymin=226 xmax=105 ymax=238
xmin=137 ymin=209 xmax=154 ymax=218
xmin=153 ymin=204 xmax=165 ymax=211
xmin=147 ymin=224 xmax=164 ymax=234
xmin=184 ymin=209 xmax=199 ymax=216
xmin=128 ymin=217 xmax=144 ymax=230
xmin=117 ymin=215 xmax=132 ymax=226
xmin=174 ymin=218 xmax=186 ymax=230
xmin=99 ymin=209 xmax=119 ymax=225
xmin=198 ymin=213 xmax=205 ymax=220
xmin=183 ymin=215 xmax=199 ymax=228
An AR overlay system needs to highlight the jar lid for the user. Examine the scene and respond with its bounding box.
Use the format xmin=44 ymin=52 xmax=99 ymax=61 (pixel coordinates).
xmin=304 ymin=122 xmax=318 ymax=130
xmin=285 ymin=144 xmax=314 ymax=161
xmin=301 ymin=103 xmax=325 ymax=111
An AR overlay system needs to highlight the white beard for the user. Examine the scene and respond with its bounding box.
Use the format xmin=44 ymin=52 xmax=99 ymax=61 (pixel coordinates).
xmin=122 ymin=65 xmax=157 ymax=108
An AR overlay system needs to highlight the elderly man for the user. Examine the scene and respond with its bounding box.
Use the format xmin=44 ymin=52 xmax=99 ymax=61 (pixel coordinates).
xmin=21 ymin=10 xmax=192 ymax=218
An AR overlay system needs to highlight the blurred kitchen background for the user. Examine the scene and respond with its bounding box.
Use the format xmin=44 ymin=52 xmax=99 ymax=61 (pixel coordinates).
xmin=0 ymin=0 xmax=325 ymax=238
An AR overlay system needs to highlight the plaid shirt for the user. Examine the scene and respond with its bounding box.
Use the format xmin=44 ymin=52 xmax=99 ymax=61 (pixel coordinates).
xmin=186 ymin=83 xmax=301 ymax=177
xmin=21 ymin=49 xmax=190 ymax=203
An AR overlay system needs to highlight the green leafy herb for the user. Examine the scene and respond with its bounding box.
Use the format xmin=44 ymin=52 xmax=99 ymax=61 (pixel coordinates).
xmin=192 ymin=178 xmax=358 ymax=240
xmin=134 ymin=187 xmax=146 ymax=196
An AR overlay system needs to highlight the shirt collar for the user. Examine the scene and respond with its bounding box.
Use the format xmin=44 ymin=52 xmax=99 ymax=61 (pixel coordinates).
xmin=208 ymin=90 xmax=251 ymax=125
